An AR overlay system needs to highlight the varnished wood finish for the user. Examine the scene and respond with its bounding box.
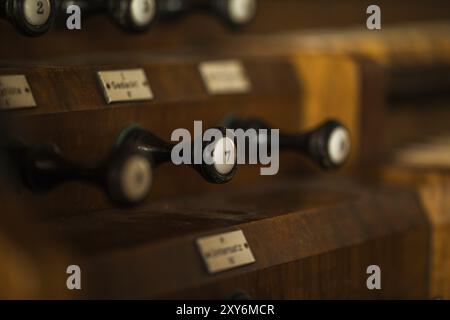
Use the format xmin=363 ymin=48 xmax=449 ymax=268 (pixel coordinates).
xmin=382 ymin=166 xmax=450 ymax=299
xmin=2 ymin=52 xmax=375 ymax=219
xmin=2 ymin=1 xmax=449 ymax=300
xmin=0 ymin=165 xmax=69 ymax=299
xmin=2 ymin=56 xmax=307 ymax=218
xmin=40 ymin=178 xmax=429 ymax=299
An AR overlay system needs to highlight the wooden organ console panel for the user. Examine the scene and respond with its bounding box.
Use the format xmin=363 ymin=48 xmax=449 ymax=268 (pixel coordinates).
xmin=0 ymin=0 xmax=449 ymax=300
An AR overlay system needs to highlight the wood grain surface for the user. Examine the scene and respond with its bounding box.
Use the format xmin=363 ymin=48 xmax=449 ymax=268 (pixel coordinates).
xmin=382 ymin=166 xmax=450 ymax=299
xmin=41 ymin=178 xmax=430 ymax=299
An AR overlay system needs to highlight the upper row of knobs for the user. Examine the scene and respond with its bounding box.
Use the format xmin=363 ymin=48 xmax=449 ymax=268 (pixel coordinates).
xmin=0 ymin=0 xmax=258 ymax=36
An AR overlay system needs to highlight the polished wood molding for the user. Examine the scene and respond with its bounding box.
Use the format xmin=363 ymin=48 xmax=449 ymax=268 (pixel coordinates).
xmin=382 ymin=166 xmax=450 ymax=299
xmin=43 ymin=178 xmax=429 ymax=299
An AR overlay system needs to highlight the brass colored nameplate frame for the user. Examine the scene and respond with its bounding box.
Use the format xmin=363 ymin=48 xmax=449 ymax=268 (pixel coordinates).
xmin=199 ymin=60 xmax=251 ymax=95
xmin=0 ymin=75 xmax=36 ymax=110
xmin=97 ymin=69 xmax=153 ymax=104
xmin=196 ymin=230 xmax=255 ymax=274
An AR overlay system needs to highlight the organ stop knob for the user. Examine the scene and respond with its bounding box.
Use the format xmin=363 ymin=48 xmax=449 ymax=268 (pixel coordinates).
xmin=212 ymin=0 xmax=258 ymax=27
xmin=226 ymin=117 xmax=351 ymax=170
xmin=12 ymin=125 xmax=238 ymax=205
xmin=119 ymin=125 xmax=238 ymax=184
xmin=1 ymin=0 xmax=56 ymax=36
xmin=107 ymin=0 xmax=158 ymax=32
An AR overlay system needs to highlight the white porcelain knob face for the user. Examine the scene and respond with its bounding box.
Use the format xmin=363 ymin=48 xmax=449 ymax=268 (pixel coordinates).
xmin=130 ymin=0 xmax=156 ymax=27
xmin=120 ymin=154 xmax=152 ymax=202
xmin=328 ymin=127 xmax=351 ymax=165
xmin=227 ymin=0 xmax=257 ymax=25
xmin=212 ymin=137 xmax=237 ymax=175
xmin=23 ymin=0 xmax=51 ymax=26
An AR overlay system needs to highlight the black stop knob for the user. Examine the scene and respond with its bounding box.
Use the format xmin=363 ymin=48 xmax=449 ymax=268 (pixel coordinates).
xmin=107 ymin=0 xmax=158 ymax=32
xmin=282 ymin=119 xmax=352 ymax=170
xmin=119 ymin=125 xmax=238 ymax=184
xmin=1 ymin=0 xmax=56 ymax=36
xmin=226 ymin=117 xmax=351 ymax=170
xmin=211 ymin=0 xmax=258 ymax=28
xmin=10 ymin=125 xmax=238 ymax=206
xmin=14 ymin=141 xmax=153 ymax=206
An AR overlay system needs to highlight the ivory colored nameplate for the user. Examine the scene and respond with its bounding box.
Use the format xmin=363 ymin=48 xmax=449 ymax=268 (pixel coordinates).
xmin=0 ymin=75 xmax=36 ymax=110
xmin=97 ymin=69 xmax=153 ymax=104
xmin=199 ymin=60 xmax=251 ymax=95
xmin=196 ymin=230 xmax=255 ymax=274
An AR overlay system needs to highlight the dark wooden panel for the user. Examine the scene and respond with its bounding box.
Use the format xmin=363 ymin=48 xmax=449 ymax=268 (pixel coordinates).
xmin=1 ymin=56 xmax=303 ymax=218
xmin=38 ymin=178 xmax=429 ymax=299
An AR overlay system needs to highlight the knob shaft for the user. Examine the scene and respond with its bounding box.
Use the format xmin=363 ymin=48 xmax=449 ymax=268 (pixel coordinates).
xmin=157 ymin=0 xmax=258 ymax=28
xmin=227 ymin=117 xmax=351 ymax=170
xmin=158 ymin=0 xmax=189 ymax=17
xmin=281 ymin=120 xmax=351 ymax=169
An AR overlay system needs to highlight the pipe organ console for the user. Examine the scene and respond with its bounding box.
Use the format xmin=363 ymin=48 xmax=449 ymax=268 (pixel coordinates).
xmin=0 ymin=0 xmax=449 ymax=301
xmin=0 ymin=0 xmax=56 ymax=36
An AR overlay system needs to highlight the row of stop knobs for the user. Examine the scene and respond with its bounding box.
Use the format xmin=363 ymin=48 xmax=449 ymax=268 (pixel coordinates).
xmin=0 ymin=0 xmax=258 ymax=36
xmin=10 ymin=118 xmax=351 ymax=206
